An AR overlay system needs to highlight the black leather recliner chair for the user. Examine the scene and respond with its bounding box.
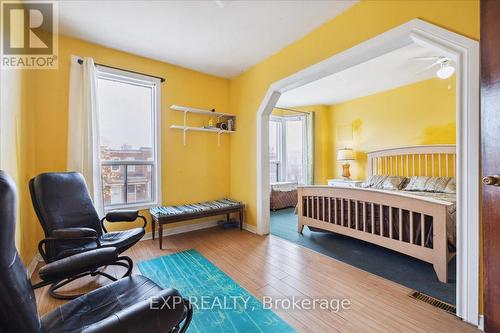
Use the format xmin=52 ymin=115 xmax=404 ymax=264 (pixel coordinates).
xmin=0 ymin=170 xmax=192 ymax=333
xmin=29 ymin=172 xmax=147 ymax=298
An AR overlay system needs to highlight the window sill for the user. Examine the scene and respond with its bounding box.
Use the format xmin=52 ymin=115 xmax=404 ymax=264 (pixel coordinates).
xmin=104 ymin=202 xmax=159 ymax=213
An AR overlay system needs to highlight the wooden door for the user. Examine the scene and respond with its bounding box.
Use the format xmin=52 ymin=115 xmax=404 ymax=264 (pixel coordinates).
xmin=481 ymin=0 xmax=500 ymax=332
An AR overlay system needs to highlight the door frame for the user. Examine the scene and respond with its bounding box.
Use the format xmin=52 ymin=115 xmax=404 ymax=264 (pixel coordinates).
xmin=255 ymin=19 xmax=480 ymax=325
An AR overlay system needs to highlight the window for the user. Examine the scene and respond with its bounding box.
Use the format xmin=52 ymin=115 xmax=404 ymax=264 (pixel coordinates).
xmin=269 ymin=115 xmax=309 ymax=184
xmin=285 ymin=118 xmax=305 ymax=182
xmin=111 ymin=157 xmax=120 ymax=171
xmin=96 ymin=66 xmax=161 ymax=210
xmin=269 ymin=119 xmax=281 ymax=183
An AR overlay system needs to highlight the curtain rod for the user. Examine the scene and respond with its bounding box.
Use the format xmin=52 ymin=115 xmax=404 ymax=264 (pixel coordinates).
xmin=274 ymin=107 xmax=310 ymax=115
xmin=77 ymin=59 xmax=166 ymax=83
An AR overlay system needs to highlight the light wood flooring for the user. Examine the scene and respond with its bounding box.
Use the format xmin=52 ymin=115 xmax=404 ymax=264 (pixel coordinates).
xmin=33 ymin=227 xmax=479 ymax=333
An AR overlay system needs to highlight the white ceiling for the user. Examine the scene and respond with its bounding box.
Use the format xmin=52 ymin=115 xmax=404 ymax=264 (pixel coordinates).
xmin=277 ymin=43 xmax=450 ymax=107
xmin=58 ymin=0 xmax=356 ymax=78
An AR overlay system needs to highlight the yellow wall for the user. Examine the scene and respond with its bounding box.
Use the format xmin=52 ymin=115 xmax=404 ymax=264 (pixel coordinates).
xmin=229 ymin=0 xmax=479 ymax=231
xmin=0 ymin=0 xmax=479 ymax=280
xmin=12 ymin=35 xmax=231 ymax=261
xmin=330 ymin=77 xmax=456 ymax=180
xmin=0 ymin=68 xmax=36 ymax=263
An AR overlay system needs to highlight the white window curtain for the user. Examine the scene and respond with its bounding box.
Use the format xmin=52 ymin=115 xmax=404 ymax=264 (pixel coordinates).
xmin=67 ymin=55 xmax=104 ymax=216
xmin=305 ymin=112 xmax=314 ymax=185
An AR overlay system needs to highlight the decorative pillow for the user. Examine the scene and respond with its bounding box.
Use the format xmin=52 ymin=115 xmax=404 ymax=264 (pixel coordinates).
xmin=424 ymin=177 xmax=453 ymax=193
xmin=381 ymin=176 xmax=408 ymax=190
xmin=361 ymin=175 xmax=388 ymax=189
xmin=404 ymin=176 xmax=431 ymax=191
xmin=444 ymin=178 xmax=456 ymax=193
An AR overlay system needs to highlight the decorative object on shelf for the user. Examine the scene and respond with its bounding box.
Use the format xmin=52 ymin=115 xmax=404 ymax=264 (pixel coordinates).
xmin=217 ymin=122 xmax=228 ymax=130
xmin=170 ymin=105 xmax=236 ymax=146
xmin=337 ymin=148 xmax=356 ymax=179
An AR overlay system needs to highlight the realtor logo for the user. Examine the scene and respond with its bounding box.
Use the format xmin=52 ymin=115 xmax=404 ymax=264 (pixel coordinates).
xmin=1 ymin=1 xmax=58 ymax=69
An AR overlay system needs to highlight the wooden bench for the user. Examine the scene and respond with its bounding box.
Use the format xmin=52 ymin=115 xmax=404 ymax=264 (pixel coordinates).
xmin=150 ymin=199 xmax=245 ymax=249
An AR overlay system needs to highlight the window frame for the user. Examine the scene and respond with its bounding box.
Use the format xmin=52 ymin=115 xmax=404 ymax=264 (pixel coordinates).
xmin=269 ymin=117 xmax=282 ymax=183
xmin=96 ymin=65 xmax=162 ymax=212
xmin=270 ymin=114 xmax=309 ymax=184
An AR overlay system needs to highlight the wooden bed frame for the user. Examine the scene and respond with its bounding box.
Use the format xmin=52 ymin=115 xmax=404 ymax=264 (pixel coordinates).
xmin=297 ymin=145 xmax=456 ymax=283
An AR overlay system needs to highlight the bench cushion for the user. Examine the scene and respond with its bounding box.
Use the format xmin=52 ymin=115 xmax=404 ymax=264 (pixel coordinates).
xmin=150 ymin=198 xmax=242 ymax=218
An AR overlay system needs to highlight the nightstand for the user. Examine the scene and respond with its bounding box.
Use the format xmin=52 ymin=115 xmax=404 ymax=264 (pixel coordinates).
xmin=327 ymin=179 xmax=364 ymax=188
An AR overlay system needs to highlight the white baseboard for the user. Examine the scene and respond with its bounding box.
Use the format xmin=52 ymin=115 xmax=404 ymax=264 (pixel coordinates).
xmin=141 ymin=219 xmax=220 ymax=241
xmin=478 ymin=315 xmax=484 ymax=331
xmin=140 ymin=219 xmax=257 ymax=241
xmin=27 ymin=253 xmax=43 ymax=278
xmin=243 ymin=223 xmax=257 ymax=234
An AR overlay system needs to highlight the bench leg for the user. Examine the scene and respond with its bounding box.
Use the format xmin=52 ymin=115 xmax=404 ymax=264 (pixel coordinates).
xmin=159 ymin=223 xmax=163 ymax=250
xmin=152 ymin=219 xmax=156 ymax=240
xmin=239 ymin=209 xmax=244 ymax=231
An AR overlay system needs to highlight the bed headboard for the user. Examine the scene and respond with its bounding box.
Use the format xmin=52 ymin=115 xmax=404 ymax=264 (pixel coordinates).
xmin=367 ymin=144 xmax=456 ymax=178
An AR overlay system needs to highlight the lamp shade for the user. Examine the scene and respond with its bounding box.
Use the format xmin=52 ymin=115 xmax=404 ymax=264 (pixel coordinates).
xmin=337 ymin=148 xmax=355 ymax=161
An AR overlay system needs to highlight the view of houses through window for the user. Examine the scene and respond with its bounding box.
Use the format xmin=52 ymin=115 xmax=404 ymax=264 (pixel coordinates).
xmin=96 ymin=67 xmax=160 ymax=209
xmin=100 ymin=146 xmax=153 ymax=206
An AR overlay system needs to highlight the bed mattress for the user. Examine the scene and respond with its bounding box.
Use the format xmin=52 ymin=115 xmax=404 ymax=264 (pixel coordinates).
xmin=399 ymin=191 xmax=456 ymax=250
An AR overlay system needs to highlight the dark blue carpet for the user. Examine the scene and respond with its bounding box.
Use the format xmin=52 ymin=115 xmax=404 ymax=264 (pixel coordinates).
xmin=270 ymin=208 xmax=456 ymax=305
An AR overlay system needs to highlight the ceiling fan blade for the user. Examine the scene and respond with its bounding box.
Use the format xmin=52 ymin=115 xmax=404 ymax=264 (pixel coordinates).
xmin=410 ymin=56 xmax=441 ymax=61
xmin=415 ymin=67 xmax=434 ymax=75
xmin=420 ymin=58 xmax=446 ymax=71
xmin=425 ymin=61 xmax=439 ymax=70
xmin=415 ymin=62 xmax=440 ymax=76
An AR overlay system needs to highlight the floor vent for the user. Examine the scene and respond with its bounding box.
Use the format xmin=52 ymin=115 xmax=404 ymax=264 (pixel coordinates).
xmin=409 ymin=291 xmax=456 ymax=314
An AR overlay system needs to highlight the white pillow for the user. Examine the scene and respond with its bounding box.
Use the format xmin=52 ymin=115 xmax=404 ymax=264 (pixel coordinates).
xmin=381 ymin=176 xmax=408 ymax=190
xmin=444 ymin=178 xmax=456 ymax=193
xmin=424 ymin=177 xmax=453 ymax=193
xmin=361 ymin=175 xmax=388 ymax=189
xmin=404 ymin=176 xmax=430 ymax=191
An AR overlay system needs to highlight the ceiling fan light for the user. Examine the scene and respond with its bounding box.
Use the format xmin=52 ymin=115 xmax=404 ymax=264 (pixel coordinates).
xmin=436 ymin=65 xmax=455 ymax=79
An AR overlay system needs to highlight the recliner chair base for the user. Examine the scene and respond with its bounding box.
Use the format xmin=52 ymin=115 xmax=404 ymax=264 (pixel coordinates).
xmin=171 ymin=299 xmax=193 ymax=333
xmin=33 ymin=256 xmax=133 ymax=300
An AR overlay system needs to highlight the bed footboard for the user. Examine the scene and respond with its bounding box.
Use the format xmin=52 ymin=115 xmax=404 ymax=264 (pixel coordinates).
xmin=297 ymin=186 xmax=452 ymax=283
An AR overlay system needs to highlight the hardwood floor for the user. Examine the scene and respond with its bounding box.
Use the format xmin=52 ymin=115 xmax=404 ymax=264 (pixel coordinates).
xmin=33 ymin=227 xmax=479 ymax=332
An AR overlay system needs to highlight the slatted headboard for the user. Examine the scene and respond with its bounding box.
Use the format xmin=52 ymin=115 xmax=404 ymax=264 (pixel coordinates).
xmin=367 ymin=144 xmax=456 ymax=178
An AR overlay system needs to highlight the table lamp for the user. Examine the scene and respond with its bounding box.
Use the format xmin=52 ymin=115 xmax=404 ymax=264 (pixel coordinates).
xmin=337 ymin=148 xmax=356 ymax=179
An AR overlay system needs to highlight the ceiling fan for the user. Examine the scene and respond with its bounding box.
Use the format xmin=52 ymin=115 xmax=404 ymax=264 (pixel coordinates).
xmin=411 ymin=56 xmax=455 ymax=79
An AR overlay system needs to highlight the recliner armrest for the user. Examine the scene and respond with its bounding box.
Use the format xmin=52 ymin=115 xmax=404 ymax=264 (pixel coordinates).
xmin=101 ymin=210 xmax=147 ymax=232
xmin=39 ymin=228 xmax=101 ymax=262
xmin=82 ymin=288 xmax=191 ymax=333
xmin=105 ymin=210 xmax=139 ymax=222
xmin=52 ymin=227 xmax=97 ymax=238
xmin=38 ymin=247 xmax=119 ymax=282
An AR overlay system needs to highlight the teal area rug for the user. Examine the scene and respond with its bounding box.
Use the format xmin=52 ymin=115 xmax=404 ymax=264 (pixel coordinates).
xmin=138 ymin=249 xmax=295 ymax=333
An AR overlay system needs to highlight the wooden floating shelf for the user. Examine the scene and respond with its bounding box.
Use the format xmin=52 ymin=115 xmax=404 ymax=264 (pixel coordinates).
xmin=170 ymin=105 xmax=236 ymax=118
xmin=170 ymin=125 xmax=235 ymax=134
